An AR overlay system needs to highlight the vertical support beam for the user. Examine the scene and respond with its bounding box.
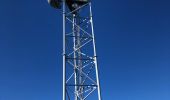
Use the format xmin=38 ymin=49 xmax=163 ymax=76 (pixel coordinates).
xmin=73 ymin=14 xmax=78 ymax=100
xmin=63 ymin=0 xmax=66 ymax=100
xmin=89 ymin=3 xmax=102 ymax=100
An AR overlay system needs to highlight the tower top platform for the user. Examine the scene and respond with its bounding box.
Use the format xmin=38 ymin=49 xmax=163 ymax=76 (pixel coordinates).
xmin=48 ymin=0 xmax=89 ymax=11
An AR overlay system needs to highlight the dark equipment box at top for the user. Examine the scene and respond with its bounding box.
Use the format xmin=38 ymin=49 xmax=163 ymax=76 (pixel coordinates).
xmin=48 ymin=0 xmax=89 ymax=11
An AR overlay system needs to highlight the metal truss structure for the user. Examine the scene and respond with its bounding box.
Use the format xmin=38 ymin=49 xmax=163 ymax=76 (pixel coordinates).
xmin=48 ymin=0 xmax=102 ymax=100
xmin=62 ymin=1 xmax=102 ymax=100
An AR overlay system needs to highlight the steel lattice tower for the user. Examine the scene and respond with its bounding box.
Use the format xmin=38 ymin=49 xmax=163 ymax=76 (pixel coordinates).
xmin=48 ymin=0 xmax=102 ymax=100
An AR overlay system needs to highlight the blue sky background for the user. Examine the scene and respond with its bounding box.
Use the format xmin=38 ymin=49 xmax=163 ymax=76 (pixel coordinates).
xmin=0 ymin=0 xmax=170 ymax=100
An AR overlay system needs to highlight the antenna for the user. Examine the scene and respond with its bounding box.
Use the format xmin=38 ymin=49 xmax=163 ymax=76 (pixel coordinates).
xmin=48 ymin=0 xmax=62 ymax=9
xmin=48 ymin=0 xmax=102 ymax=100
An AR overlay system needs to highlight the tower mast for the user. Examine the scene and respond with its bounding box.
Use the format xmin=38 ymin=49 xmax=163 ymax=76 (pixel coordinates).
xmin=48 ymin=0 xmax=102 ymax=100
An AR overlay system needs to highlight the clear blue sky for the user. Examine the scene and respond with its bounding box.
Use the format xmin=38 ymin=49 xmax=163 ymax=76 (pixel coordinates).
xmin=0 ymin=0 xmax=170 ymax=100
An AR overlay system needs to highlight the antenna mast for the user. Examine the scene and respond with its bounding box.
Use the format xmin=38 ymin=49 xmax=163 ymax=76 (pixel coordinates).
xmin=48 ymin=0 xmax=102 ymax=100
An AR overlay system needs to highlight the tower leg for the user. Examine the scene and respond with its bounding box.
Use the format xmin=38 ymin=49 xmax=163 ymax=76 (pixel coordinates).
xmin=63 ymin=1 xmax=66 ymax=100
xmin=89 ymin=3 xmax=102 ymax=100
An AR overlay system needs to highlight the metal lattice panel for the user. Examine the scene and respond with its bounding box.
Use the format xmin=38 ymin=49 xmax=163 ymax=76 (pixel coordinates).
xmin=48 ymin=0 xmax=102 ymax=100
xmin=62 ymin=1 xmax=102 ymax=100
